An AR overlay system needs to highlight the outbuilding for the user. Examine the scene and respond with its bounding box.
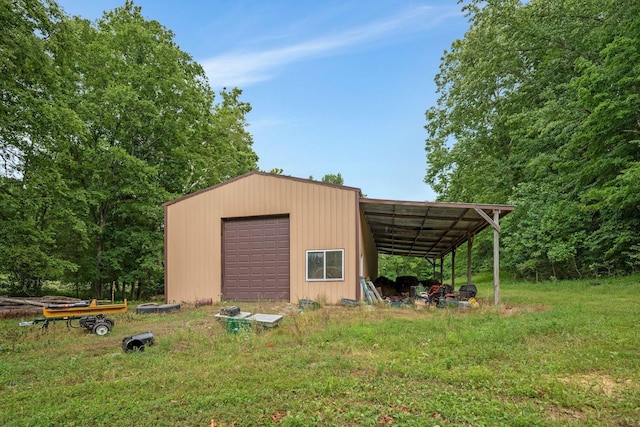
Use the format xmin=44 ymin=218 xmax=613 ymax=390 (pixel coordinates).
xmin=164 ymin=172 xmax=514 ymax=305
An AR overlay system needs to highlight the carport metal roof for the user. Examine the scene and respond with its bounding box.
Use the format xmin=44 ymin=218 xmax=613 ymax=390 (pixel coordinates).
xmin=359 ymin=198 xmax=515 ymax=260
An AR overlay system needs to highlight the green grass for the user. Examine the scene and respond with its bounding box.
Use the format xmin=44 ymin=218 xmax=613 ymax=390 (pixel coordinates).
xmin=1 ymin=276 xmax=639 ymax=426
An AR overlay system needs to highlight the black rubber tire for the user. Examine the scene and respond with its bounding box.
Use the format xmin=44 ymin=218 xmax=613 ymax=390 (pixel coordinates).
xmin=125 ymin=340 xmax=145 ymax=352
xmin=92 ymin=322 xmax=111 ymax=336
xmin=135 ymin=303 xmax=181 ymax=314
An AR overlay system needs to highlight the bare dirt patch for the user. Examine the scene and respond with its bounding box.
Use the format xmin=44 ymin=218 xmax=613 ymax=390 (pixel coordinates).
xmin=558 ymin=373 xmax=635 ymax=398
xmin=547 ymin=405 xmax=587 ymax=423
xmin=499 ymin=304 xmax=549 ymax=316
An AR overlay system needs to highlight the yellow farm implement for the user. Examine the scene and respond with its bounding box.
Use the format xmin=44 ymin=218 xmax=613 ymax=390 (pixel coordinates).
xmin=20 ymin=299 xmax=128 ymax=336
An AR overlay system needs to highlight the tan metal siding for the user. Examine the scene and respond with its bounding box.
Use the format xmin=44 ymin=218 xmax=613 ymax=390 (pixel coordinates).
xmin=165 ymin=174 xmax=359 ymax=303
xmin=360 ymin=209 xmax=379 ymax=281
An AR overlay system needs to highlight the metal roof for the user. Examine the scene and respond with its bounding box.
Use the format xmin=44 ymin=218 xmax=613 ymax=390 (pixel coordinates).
xmin=360 ymin=198 xmax=515 ymax=259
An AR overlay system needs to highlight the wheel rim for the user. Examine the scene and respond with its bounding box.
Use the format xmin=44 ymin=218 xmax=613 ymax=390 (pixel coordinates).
xmin=94 ymin=324 xmax=110 ymax=336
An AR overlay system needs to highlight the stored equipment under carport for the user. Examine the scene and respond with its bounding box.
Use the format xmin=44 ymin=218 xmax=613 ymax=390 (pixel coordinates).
xmin=19 ymin=299 xmax=127 ymax=335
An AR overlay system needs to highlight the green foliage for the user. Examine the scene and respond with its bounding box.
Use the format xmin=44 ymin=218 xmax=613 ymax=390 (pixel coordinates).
xmin=425 ymin=0 xmax=640 ymax=279
xmin=308 ymin=173 xmax=345 ymax=185
xmin=320 ymin=173 xmax=344 ymax=185
xmin=0 ymin=0 xmax=258 ymax=296
xmin=1 ymin=276 xmax=639 ymax=425
xmin=378 ymin=254 xmax=434 ymax=280
xmin=0 ymin=0 xmax=85 ymax=293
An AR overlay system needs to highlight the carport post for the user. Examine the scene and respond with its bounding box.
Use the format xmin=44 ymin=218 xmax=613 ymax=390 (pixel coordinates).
xmin=439 ymin=256 xmax=444 ymax=284
xmin=473 ymin=208 xmax=502 ymax=306
xmin=467 ymin=232 xmax=474 ymax=285
xmin=451 ymin=249 xmax=456 ymax=290
xmin=493 ymin=209 xmax=500 ymax=306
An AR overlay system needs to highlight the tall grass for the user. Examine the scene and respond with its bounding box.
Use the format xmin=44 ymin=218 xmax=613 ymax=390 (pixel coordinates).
xmin=1 ymin=276 xmax=639 ymax=426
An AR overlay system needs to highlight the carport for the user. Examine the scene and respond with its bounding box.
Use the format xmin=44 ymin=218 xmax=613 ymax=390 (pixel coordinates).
xmin=359 ymin=198 xmax=515 ymax=305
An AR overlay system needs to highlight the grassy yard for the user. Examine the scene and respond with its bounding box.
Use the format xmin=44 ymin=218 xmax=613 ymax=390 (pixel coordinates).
xmin=1 ymin=276 xmax=639 ymax=426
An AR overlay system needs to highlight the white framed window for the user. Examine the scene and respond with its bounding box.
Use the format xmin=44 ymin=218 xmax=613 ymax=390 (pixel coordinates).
xmin=306 ymin=249 xmax=344 ymax=281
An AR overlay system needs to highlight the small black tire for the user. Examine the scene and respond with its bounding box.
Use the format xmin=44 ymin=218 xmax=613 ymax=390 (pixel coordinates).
xmin=135 ymin=303 xmax=181 ymax=314
xmin=92 ymin=322 xmax=111 ymax=336
xmin=125 ymin=340 xmax=145 ymax=352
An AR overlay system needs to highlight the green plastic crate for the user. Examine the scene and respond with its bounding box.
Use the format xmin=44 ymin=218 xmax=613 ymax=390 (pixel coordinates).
xmin=225 ymin=317 xmax=251 ymax=334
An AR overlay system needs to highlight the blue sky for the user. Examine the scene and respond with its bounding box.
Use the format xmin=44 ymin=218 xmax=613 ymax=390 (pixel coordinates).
xmin=57 ymin=1 xmax=469 ymax=201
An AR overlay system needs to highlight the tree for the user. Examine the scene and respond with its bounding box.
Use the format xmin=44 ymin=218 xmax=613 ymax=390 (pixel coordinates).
xmin=308 ymin=173 xmax=345 ymax=185
xmin=62 ymin=2 xmax=258 ymax=297
xmin=320 ymin=173 xmax=344 ymax=185
xmin=0 ymin=0 xmax=86 ymax=293
xmin=378 ymin=254 xmax=433 ymax=281
xmin=1 ymin=0 xmax=258 ymax=297
xmin=425 ymin=0 xmax=640 ymax=279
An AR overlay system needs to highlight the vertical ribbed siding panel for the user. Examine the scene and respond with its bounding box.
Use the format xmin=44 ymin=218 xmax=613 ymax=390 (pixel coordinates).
xmin=295 ymin=186 xmax=356 ymax=304
xmin=166 ymin=196 xmax=220 ymax=303
xmin=297 ymin=178 xmax=355 ymax=304
xmin=292 ymin=180 xmax=302 ymax=300
xmin=293 ymin=179 xmax=310 ymax=301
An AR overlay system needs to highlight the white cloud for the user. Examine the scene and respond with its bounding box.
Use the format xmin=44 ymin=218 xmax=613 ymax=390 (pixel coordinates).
xmin=201 ymin=5 xmax=452 ymax=89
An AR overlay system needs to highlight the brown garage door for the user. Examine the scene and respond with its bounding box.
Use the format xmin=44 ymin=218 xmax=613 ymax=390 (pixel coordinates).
xmin=222 ymin=216 xmax=290 ymax=301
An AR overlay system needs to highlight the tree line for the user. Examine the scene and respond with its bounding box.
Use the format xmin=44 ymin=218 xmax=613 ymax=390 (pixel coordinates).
xmin=3 ymin=0 xmax=638 ymax=297
xmin=425 ymin=0 xmax=640 ymax=280
xmin=0 ymin=0 xmax=258 ymax=297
